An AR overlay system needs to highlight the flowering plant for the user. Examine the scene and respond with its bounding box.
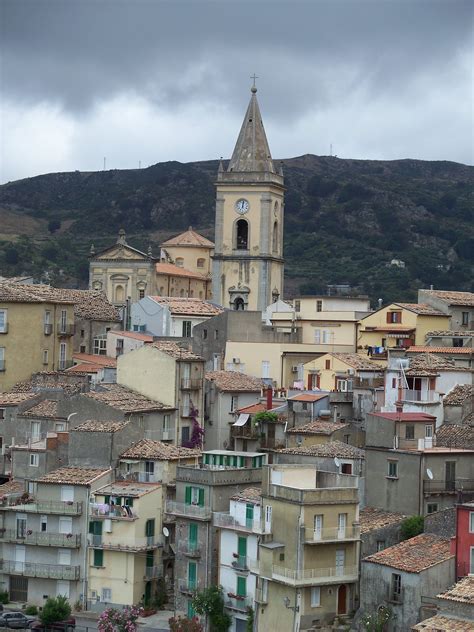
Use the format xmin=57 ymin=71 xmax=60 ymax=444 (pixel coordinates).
xmin=183 ymin=403 xmax=205 ymax=449
xmin=98 ymin=605 xmax=143 ymax=632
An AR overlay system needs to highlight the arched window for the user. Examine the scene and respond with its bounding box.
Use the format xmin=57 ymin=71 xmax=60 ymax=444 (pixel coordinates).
xmin=115 ymin=285 xmax=124 ymax=303
xmin=180 ymin=288 xmax=185 ymax=297
xmin=175 ymin=257 xmax=184 ymax=268
xmin=234 ymin=297 xmax=245 ymax=311
xmin=189 ymin=290 xmax=194 ymax=297
xmin=197 ymin=258 xmax=205 ymax=268
xmin=159 ymin=286 xmax=165 ymax=295
xmin=272 ymin=221 xmax=278 ymax=254
xmin=236 ymin=219 xmax=248 ymax=250
xmin=199 ymin=291 xmax=203 ymax=299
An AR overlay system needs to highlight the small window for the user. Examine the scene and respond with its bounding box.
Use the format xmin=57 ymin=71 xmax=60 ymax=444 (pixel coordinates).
xmin=42 ymin=350 xmax=49 ymax=365
xmin=93 ymin=549 xmax=104 ymax=567
xmin=182 ymin=321 xmax=192 ymax=338
xmin=28 ymin=481 xmax=37 ymax=495
xmin=80 ymin=329 xmax=85 ymax=338
xmin=80 ymin=345 xmax=86 ymax=353
xmin=294 ymin=300 xmax=301 ymax=312
xmin=176 ymin=257 xmax=184 ymax=268
xmin=93 ymin=338 xmax=107 ymax=356
xmin=391 ymin=573 xmax=402 ymax=602
xmin=316 ymin=300 xmax=323 ymax=312
xmin=392 ymin=378 xmax=397 ymax=389
xmin=376 ymin=540 xmax=385 ymax=552
xmin=425 ymin=425 xmax=433 ymax=438
xmin=311 ymin=586 xmax=321 ymax=607
xmin=29 ymin=453 xmax=39 ymax=467
xmin=230 ymin=395 xmax=239 ymax=412
xmin=202 ymin=329 xmax=208 ymax=340
xmin=405 ymin=425 xmax=414 ymax=440
xmin=138 ymin=289 xmax=145 ymax=300
xmin=314 ymin=328 xmax=321 ymax=344
xmin=163 ymin=414 xmax=170 ymax=433
xmin=102 ymin=588 xmax=112 ymax=602
xmin=0 ymin=408 xmax=6 ymax=421
xmin=236 ymin=219 xmax=249 ymax=250
xmin=325 ymin=359 xmax=331 ymax=370
xmin=197 ymin=258 xmax=205 ymax=268
xmin=387 ymin=460 xmax=398 ymax=478
xmin=462 ymin=312 xmax=469 ymax=326
xmin=279 ymin=552 xmax=285 ymax=561
xmin=427 ymin=503 xmax=438 ymax=514
xmin=0 ymin=309 xmax=7 ymax=333
xmin=469 ymin=511 xmax=474 ymax=533
xmin=341 ymin=462 xmax=352 ymax=474
xmin=214 ymin=330 xmax=219 ymax=340
xmin=387 ymin=311 xmax=402 ymax=324
xmin=40 ymin=516 xmax=47 ymax=532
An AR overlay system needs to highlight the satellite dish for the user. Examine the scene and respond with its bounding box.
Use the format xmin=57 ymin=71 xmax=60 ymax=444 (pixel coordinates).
xmin=426 ymin=469 xmax=434 ymax=480
xmin=162 ymin=526 xmax=170 ymax=538
xmin=334 ymin=457 xmax=341 ymax=468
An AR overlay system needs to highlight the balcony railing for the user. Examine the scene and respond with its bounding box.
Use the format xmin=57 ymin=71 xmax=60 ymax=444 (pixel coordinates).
xmin=271 ymin=564 xmax=358 ymax=586
xmin=178 ymin=579 xmax=201 ymax=594
xmin=401 ymin=390 xmax=440 ymax=403
xmin=0 ymin=529 xmax=81 ymax=548
xmin=231 ymin=426 xmax=259 ymax=440
xmin=144 ymin=565 xmax=163 ymax=580
xmin=0 ymin=499 xmax=83 ymax=515
xmin=423 ymin=479 xmax=474 ymax=494
xmin=181 ymin=378 xmax=201 ymax=390
xmin=165 ymin=501 xmax=212 ymax=520
xmin=213 ymin=512 xmax=269 ymax=534
xmin=353 ymin=377 xmax=385 ymax=388
xmin=1 ymin=560 xmax=80 ymax=580
xmin=225 ymin=595 xmax=253 ymax=611
xmin=57 ymin=324 xmax=75 ymax=336
xmin=89 ymin=503 xmax=137 ymax=520
xmin=178 ymin=542 xmax=201 ymax=558
xmin=231 ymin=555 xmax=250 ymax=571
xmin=304 ymin=526 xmax=360 ymax=544
xmin=87 ymin=534 xmax=161 ymax=550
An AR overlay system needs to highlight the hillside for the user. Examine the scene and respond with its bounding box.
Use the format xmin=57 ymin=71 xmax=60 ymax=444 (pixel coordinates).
xmin=0 ymin=155 xmax=473 ymax=304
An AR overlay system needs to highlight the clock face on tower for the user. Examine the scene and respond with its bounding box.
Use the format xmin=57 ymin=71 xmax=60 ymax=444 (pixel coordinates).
xmin=235 ymin=198 xmax=250 ymax=214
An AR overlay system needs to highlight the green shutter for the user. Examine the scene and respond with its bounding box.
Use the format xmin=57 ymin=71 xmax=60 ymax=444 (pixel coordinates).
xmin=236 ymin=576 xmax=246 ymax=597
xmin=125 ymin=497 xmax=134 ymax=507
xmin=185 ymin=486 xmax=192 ymax=505
xmin=239 ymin=456 xmax=245 ymax=467
xmin=187 ymin=600 xmax=195 ymax=619
xmin=252 ymin=457 xmax=257 ymax=468
xmin=88 ymin=521 xmax=94 ymax=534
xmin=145 ymin=519 xmax=155 ymax=537
xmin=238 ymin=536 xmax=247 ymax=558
xmin=189 ymin=523 xmax=198 ymax=546
xmin=188 ymin=561 xmax=197 ymax=589
xmin=146 ymin=551 xmax=154 ymax=568
xmin=198 ymin=488 xmax=204 ymax=507
xmin=93 ymin=549 xmax=104 ymax=567
xmin=89 ymin=521 xmax=102 ymax=536
xmin=104 ymin=495 xmax=110 ymax=504
xmin=246 ymin=504 xmax=254 ymax=523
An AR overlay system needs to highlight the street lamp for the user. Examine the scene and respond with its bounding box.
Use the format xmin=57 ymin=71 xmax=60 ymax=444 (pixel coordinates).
xmin=283 ymin=597 xmax=299 ymax=612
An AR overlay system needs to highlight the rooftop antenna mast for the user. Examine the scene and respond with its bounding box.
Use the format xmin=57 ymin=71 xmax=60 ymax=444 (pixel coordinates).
xmin=330 ymin=144 xmax=333 ymax=157
xmin=103 ymin=157 xmax=106 ymax=171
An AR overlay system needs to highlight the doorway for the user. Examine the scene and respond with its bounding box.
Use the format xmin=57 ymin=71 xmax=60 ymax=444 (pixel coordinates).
xmin=337 ymin=584 xmax=347 ymax=615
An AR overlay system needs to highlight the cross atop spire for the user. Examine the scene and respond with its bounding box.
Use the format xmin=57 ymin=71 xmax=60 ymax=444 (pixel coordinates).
xmin=250 ymin=73 xmax=259 ymax=92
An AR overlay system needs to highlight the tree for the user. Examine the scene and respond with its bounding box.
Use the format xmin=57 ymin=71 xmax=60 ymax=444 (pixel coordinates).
xmin=361 ymin=605 xmax=392 ymax=631
xmin=39 ymin=595 xmax=72 ymax=626
xmin=48 ymin=219 xmax=61 ymax=234
xmin=168 ymin=616 xmax=203 ymax=632
xmin=400 ymin=515 xmax=424 ymax=540
xmin=192 ymin=585 xmax=231 ymax=632
xmin=4 ymin=246 xmax=19 ymax=265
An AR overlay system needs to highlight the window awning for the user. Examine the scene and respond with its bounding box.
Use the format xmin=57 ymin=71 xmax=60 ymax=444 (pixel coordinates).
xmin=233 ymin=414 xmax=250 ymax=427
xmin=386 ymin=333 xmax=413 ymax=338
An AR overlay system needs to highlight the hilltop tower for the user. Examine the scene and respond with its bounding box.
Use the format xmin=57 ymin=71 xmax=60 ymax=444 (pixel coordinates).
xmin=212 ymin=85 xmax=284 ymax=311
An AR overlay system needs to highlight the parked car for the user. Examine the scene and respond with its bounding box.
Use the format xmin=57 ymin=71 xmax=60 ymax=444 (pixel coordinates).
xmin=29 ymin=619 xmax=75 ymax=632
xmin=0 ymin=613 xmax=35 ymax=629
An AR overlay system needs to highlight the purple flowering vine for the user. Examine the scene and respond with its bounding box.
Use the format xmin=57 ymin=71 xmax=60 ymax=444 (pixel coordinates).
xmin=183 ymin=402 xmax=204 ymax=449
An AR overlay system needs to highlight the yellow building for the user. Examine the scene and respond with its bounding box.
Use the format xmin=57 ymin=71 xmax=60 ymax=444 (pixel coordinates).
xmin=212 ymin=84 xmax=284 ymax=311
xmin=88 ymin=481 xmax=163 ymax=607
xmin=160 ymin=227 xmax=214 ymax=278
xmin=0 ymin=283 xmax=75 ymax=392
xmin=285 ymin=418 xmax=351 ymax=448
xmin=303 ymin=353 xmax=385 ymax=392
xmin=357 ymin=303 xmax=449 ymax=363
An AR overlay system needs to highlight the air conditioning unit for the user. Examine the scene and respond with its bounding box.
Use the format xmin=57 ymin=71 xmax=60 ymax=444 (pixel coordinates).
xmin=233 ymin=358 xmax=241 ymax=364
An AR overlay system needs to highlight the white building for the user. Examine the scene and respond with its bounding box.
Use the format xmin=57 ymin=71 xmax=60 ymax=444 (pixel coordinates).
xmin=130 ymin=296 xmax=223 ymax=338
xmin=105 ymin=329 xmax=154 ymax=358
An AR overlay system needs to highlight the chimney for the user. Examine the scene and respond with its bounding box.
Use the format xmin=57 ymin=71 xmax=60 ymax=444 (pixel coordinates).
xmin=395 ymin=402 xmax=403 ymax=413
xmin=266 ymin=386 xmax=273 ymax=411
xmin=378 ymin=298 xmax=383 ymax=309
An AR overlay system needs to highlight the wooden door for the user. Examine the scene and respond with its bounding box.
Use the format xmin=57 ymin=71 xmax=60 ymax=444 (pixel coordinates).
xmin=337 ymin=584 xmax=347 ymax=615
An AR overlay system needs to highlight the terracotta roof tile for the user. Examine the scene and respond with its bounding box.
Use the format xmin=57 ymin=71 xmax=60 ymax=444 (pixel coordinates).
xmin=85 ymin=384 xmax=172 ymax=413
xmin=420 ymin=290 xmax=474 ymax=307
xmin=120 ymin=438 xmax=201 ymax=460
xmin=0 ymin=480 xmax=24 ymax=497
xmin=427 ymin=330 xmax=474 ymax=337
xmin=235 ymin=402 xmax=267 ymax=414
xmin=286 ymin=419 xmax=349 ymax=435
xmin=149 ymin=297 xmax=223 ymax=317
xmin=22 ymin=400 xmax=61 ymax=418
xmin=72 ymin=354 xmax=117 ymax=368
xmin=359 ymin=507 xmax=406 ymax=534
xmin=155 ymin=262 xmax=208 ymax=280
xmin=73 ymin=420 xmax=128 ymax=433
xmin=372 ymin=412 xmax=436 ymax=422
xmin=443 ymin=385 xmax=474 ymax=406
xmin=288 ymin=393 xmax=329 ymax=403
xmin=277 ymin=440 xmax=365 ymax=459
xmin=38 ymin=466 xmax=110 ymax=486
xmin=406 ymin=353 xmax=470 ymax=376
xmin=363 ymin=533 xmax=453 ymax=573
xmin=436 ymin=425 xmax=474 ymax=449
xmin=150 ymin=340 xmax=204 ymax=361
xmin=109 ymin=330 xmax=154 ymax=342
xmin=66 ymin=363 xmax=103 ymax=374
xmin=407 ymin=346 xmax=474 ymax=355
xmin=0 ymin=282 xmax=74 ymax=304
xmin=329 ymin=353 xmax=385 ymax=371
xmin=47 ymin=289 xmax=121 ymax=321
xmin=395 ymin=303 xmax=447 ymax=316
xmin=412 ymin=614 xmax=474 ymax=630
xmin=205 ymin=371 xmax=263 ymax=392
xmin=230 ymin=487 xmax=262 ymax=504
xmin=161 ymin=228 xmax=214 ymax=248
xmin=96 ymin=481 xmax=161 ymax=497
xmin=0 ymin=392 xmax=38 ymax=406
xmin=11 ymin=372 xmax=89 ymax=395
xmin=438 ymin=576 xmax=474 ymax=605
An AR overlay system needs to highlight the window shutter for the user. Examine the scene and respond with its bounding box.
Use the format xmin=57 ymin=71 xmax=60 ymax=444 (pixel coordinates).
xmin=236 ymin=576 xmax=247 ymax=597
xmin=198 ymin=488 xmax=204 ymax=507
xmin=88 ymin=521 xmax=94 ymax=534
xmin=386 ymin=312 xmax=391 ymax=323
xmin=104 ymin=495 xmax=110 ymax=505
xmin=93 ymin=549 xmax=104 ymax=567
xmin=185 ymin=486 xmax=192 ymax=505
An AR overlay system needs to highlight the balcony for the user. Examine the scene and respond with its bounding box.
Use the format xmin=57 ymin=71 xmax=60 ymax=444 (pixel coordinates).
xmin=181 ymin=407 xmax=192 ymax=418
xmin=231 ymin=554 xmax=250 ymax=571
xmin=225 ymin=595 xmax=253 ymax=612
xmin=89 ymin=503 xmax=137 ymax=520
xmin=231 ymin=425 xmax=259 ymax=440
xmin=178 ymin=542 xmax=201 ymax=558
xmin=213 ymin=512 xmax=269 ymax=534
xmin=353 ymin=377 xmax=385 ymax=389
xmin=423 ymin=479 xmax=474 ymax=494
xmin=271 ymin=564 xmax=358 ymax=586
xmin=0 ymin=499 xmax=83 ymax=515
xmin=178 ymin=579 xmax=201 ymax=594
xmin=44 ymin=323 xmax=53 ymax=335
xmin=400 ymin=390 xmax=440 ymax=404
xmin=144 ymin=565 xmax=163 ymax=580
xmin=181 ymin=378 xmax=201 ymax=390
xmin=304 ymin=526 xmax=360 ymax=544
xmin=57 ymin=324 xmax=75 ymax=337
xmin=87 ymin=534 xmax=161 ymax=551
xmin=1 ymin=560 xmax=80 ymax=580
xmin=165 ymin=501 xmax=211 ymax=520
xmin=254 ymin=588 xmax=268 ymax=604
xmin=0 ymin=529 xmax=81 ymax=548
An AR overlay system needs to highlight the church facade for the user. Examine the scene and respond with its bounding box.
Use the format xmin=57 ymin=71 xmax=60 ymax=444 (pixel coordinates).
xmin=212 ymin=84 xmax=285 ymax=311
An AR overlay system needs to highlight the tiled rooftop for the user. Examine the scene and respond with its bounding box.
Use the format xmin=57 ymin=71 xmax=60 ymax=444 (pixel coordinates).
xmin=84 ymin=384 xmax=172 ymax=412
xmin=363 ymin=533 xmax=453 ymax=573
xmin=38 ymin=467 xmax=110 ymax=486
xmin=438 ymin=576 xmax=474 ymax=605
xmin=412 ymin=614 xmax=474 ymax=631
xmin=73 ymin=420 xmax=128 ymax=433
xmin=120 ymin=438 xmax=201 ymax=460
xmin=427 ymin=330 xmax=474 ymax=337
xmin=72 ymin=353 xmax=117 ymax=368
xmin=395 ymin=302 xmax=447 ymax=316
xmin=161 ymin=228 xmax=214 ymax=248
xmin=0 ymin=392 xmax=38 ymax=406
xmin=0 ymin=282 xmax=75 ymax=304
xmin=155 ymin=262 xmax=208 ymax=280
xmin=230 ymin=487 xmax=262 ymax=504
xmin=288 ymin=393 xmax=329 ymax=403
xmin=22 ymin=400 xmax=61 ymax=418
xmin=443 ymin=384 xmax=474 ymax=406
xmin=150 ymin=340 xmax=203 ymax=361
xmin=235 ymin=402 xmax=267 ymax=414
xmin=277 ymin=440 xmax=365 ymax=459
xmin=329 ymin=353 xmax=385 ymax=371
xmin=372 ymin=412 xmax=436 ymax=422
xmin=406 ymin=353 xmax=469 ymax=376
xmin=359 ymin=507 xmax=406 ymax=534
xmin=205 ymin=371 xmax=263 ymax=392
xmin=0 ymin=480 xmax=24 ymax=497
xmin=95 ymin=481 xmax=161 ymax=497
xmin=11 ymin=372 xmax=88 ymax=395
xmin=48 ymin=288 xmax=121 ymax=321
xmin=436 ymin=425 xmax=474 ymax=450
xmin=66 ymin=363 xmax=103 ymax=374
xmin=109 ymin=330 xmax=154 ymax=342
xmin=149 ymin=297 xmax=223 ymax=317
xmin=407 ymin=346 xmax=474 ymax=355
xmin=420 ymin=289 xmax=474 ymax=307
xmin=286 ymin=419 xmax=349 ymax=435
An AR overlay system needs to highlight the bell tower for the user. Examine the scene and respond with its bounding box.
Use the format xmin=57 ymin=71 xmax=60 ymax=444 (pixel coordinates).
xmin=212 ymin=84 xmax=284 ymax=311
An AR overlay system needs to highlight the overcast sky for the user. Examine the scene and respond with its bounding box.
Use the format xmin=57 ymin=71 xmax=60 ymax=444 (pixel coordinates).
xmin=0 ymin=0 xmax=472 ymax=183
